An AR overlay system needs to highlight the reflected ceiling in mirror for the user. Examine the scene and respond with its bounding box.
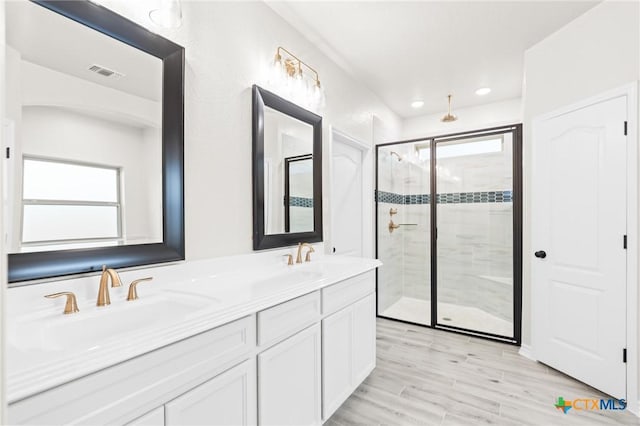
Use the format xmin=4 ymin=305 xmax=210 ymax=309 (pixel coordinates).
xmin=6 ymin=0 xmax=163 ymax=254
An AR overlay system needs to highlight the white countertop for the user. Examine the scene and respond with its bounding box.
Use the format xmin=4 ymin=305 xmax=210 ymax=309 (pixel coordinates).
xmin=6 ymin=251 xmax=381 ymax=403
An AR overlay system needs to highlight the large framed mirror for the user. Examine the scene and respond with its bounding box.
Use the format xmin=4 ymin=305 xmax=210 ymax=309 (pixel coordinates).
xmin=252 ymin=85 xmax=322 ymax=250
xmin=6 ymin=0 xmax=185 ymax=283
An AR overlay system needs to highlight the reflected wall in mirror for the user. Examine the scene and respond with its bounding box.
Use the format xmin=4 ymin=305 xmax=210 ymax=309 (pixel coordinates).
xmin=263 ymin=105 xmax=313 ymax=235
xmin=252 ymin=85 xmax=322 ymax=250
xmin=6 ymin=0 xmax=162 ymax=253
xmin=7 ymin=0 xmax=185 ymax=283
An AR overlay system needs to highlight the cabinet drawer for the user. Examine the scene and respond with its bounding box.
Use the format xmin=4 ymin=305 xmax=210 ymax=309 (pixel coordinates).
xmin=258 ymin=291 xmax=320 ymax=348
xmin=322 ymin=271 xmax=374 ymax=315
xmin=9 ymin=316 xmax=256 ymax=426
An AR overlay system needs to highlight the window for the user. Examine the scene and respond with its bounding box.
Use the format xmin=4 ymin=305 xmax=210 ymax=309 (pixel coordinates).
xmin=417 ymin=137 xmax=503 ymax=161
xmin=21 ymin=157 xmax=122 ymax=245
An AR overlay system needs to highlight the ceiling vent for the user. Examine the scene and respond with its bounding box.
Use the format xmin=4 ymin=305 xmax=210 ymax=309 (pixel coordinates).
xmin=88 ymin=64 xmax=124 ymax=79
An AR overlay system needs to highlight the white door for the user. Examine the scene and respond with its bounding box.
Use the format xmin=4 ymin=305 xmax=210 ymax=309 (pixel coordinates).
xmin=165 ymin=359 xmax=257 ymax=426
xmin=258 ymin=324 xmax=321 ymax=426
xmin=332 ymin=135 xmax=364 ymax=256
xmin=532 ymin=95 xmax=628 ymax=398
xmin=322 ymin=293 xmax=376 ymax=421
xmin=352 ymin=293 xmax=376 ymax=384
xmin=322 ymin=305 xmax=353 ymax=420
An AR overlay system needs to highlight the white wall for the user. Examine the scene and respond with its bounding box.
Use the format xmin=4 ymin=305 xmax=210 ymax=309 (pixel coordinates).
xmin=96 ymin=0 xmax=402 ymax=260
xmin=522 ymin=0 xmax=640 ymax=350
xmin=0 ymin=0 xmax=6 ymax=420
xmin=402 ymin=98 xmax=522 ymax=140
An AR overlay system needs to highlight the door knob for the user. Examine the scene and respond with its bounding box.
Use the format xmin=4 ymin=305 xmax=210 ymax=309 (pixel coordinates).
xmin=534 ymin=250 xmax=547 ymax=259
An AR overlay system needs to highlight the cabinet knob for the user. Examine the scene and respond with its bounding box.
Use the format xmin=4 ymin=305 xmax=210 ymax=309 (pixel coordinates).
xmin=534 ymin=250 xmax=547 ymax=259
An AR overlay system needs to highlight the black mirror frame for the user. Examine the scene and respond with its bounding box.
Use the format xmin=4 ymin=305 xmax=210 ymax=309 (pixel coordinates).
xmin=252 ymin=85 xmax=323 ymax=250
xmin=8 ymin=0 xmax=185 ymax=283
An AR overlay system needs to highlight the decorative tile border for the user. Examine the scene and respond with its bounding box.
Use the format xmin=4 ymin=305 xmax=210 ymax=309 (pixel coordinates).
xmin=438 ymin=191 xmax=513 ymax=204
xmin=376 ymin=190 xmax=405 ymax=204
xmin=289 ymin=196 xmax=314 ymax=207
xmin=376 ymin=190 xmax=512 ymax=204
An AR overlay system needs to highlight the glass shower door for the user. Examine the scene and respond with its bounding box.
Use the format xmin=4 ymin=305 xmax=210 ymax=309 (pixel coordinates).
xmin=435 ymin=132 xmax=515 ymax=338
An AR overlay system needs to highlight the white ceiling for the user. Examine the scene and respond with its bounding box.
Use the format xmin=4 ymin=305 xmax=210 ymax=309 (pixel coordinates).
xmin=6 ymin=0 xmax=162 ymax=102
xmin=267 ymin=1 xmax=600 ymax=118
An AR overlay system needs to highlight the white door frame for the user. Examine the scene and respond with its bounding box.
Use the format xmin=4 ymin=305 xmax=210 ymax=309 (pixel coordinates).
xmin=531 ymin=82 xmax=638 ymax=415
xmin=327 ymin=127 xmax=373 ymax=257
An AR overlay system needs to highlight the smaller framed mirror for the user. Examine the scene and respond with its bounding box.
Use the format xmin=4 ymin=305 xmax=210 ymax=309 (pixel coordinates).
xmin=252 ymin=85 xmax=322 ymax=250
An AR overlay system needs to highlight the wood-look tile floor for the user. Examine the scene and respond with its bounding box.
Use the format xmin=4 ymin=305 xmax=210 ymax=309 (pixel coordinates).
xmin=327 ymin=318 xmax=640 ymax=426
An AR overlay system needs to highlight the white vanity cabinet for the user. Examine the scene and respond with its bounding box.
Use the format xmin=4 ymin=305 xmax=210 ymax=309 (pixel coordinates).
xmin=8 ymin=316 xmax=257 ymax=426
xmin=321 ymin=273 xmax=376 ymax=421
xmin=8 ymin=265 xmax=378 ymax=426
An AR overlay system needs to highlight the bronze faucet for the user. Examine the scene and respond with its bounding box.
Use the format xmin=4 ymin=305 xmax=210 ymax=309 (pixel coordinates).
xmin=295 ymin=243 xmax=315 ymax=263
xmin=97 ymin=265 xmax=123 ymax=306
xmin=45 ymin=292 xmax=79 ymax=315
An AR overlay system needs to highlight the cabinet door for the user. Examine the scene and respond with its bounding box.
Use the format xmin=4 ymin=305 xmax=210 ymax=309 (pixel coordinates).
xmin=322 ymin=306 xmax=353 ymax=420
xmin=127 ymin=406 xmax=165 ymax=426
xmin=352 ymin=293 xmax=376 ymax=384
xmin=165 ymin=359 xmax=256 ymax=426
xmin=258 ymin=323 xmax=321 ymax=426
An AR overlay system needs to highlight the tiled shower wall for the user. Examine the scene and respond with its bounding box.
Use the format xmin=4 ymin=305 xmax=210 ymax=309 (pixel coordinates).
xmin=376 ymin=150 xmax=405 ymax=313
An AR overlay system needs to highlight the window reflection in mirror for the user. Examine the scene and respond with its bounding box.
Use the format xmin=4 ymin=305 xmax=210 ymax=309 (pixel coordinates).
xmin=5 ymin=1 xmax=163 ymax=254
xmin=263 ymin=106 xmax=314 ymax=235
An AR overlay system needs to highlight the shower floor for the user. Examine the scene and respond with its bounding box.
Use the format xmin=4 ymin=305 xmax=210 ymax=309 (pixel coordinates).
xmin=381 ymin=296 xmax=513 ymax=337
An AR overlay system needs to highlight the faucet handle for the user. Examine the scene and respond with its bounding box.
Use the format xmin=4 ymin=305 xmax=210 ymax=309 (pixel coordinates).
xmin=45 ymin=292 xmax=79 ymax=315
xmin=127 ymin=277 xmax=153 ymax=301
xmin=305 ymin=245 xmax=315 ymax=262
xmin=283 ymin=254 xmax=294 ymax=266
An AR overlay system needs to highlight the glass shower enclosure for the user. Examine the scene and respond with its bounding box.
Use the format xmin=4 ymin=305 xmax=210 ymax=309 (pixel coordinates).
xmin=376 ymin=125 xmax=522 ymax=343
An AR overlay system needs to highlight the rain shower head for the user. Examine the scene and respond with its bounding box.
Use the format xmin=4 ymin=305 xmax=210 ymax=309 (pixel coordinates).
xmin=390 ymin=151 xmax=403 ymax=162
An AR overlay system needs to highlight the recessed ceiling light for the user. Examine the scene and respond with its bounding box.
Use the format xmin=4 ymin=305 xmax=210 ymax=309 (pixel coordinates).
xmin=411 ymin=100 xmax=425 ymax=109
xmin=475 ymin=87 xmax=491 ymax=96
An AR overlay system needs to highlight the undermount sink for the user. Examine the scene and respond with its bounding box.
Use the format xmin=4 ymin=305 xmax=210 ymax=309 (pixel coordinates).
xmin=7 ymin=291 xmax=218 ymax=358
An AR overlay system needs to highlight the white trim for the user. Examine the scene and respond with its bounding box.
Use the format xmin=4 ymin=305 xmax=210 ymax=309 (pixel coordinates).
xmin=531 ymin=82 xmax=639 ymax=416
xmin=332 ymin=128 xmax=370 ymax=151
xmin=328 ymin=126 xmax=372 ymax=258
xmin=518 ymin=344 xmax=535 ymax=361
xmin=624 ymin=82 xmax=638 ymax=416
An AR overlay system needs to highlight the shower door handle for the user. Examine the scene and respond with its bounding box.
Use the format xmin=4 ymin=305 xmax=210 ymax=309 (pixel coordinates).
xmin=534 ymin=250 xmax=547 ymax=259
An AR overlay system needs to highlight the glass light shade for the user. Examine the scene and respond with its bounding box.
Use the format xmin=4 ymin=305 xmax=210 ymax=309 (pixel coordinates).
xmin=149 ymin=0 xmax=182 ymax=29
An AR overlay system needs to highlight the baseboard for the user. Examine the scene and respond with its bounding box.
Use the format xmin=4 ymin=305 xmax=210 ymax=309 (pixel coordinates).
xmin=518 ymin=344 xmax=535 ymax=361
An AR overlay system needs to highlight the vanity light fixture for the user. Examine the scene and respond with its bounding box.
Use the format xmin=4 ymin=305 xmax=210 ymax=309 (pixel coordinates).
xmin=411 ymin=100 xmax=425 ymax=109
xmin=475 ymin=87 xmax=491 ymax=96
xmin=269 ymin=46 xmax=325 ymax=110
xmin=440 ymin=94 xmax=458 ymax=122
xmin=149 ymin=0 xmax=182 ymax=29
